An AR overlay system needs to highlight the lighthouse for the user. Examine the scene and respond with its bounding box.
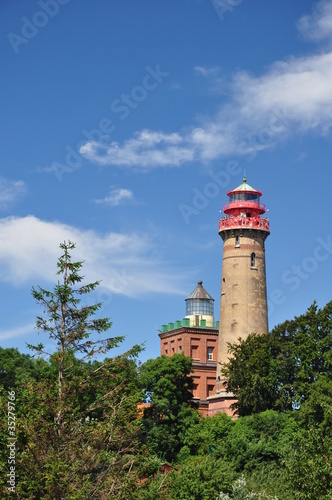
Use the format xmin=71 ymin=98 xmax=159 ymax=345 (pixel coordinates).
xmin=159 ymin=280 xmax=219 ymax=415
xmin=215 ymin=177 xmax=270 ymax=400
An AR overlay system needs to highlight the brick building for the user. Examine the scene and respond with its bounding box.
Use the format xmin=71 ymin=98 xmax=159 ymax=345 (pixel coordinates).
xmin=159 ymin=177 xmax=270 ymax=418
xmin=159 ymin=280 xmax=218 ymax=416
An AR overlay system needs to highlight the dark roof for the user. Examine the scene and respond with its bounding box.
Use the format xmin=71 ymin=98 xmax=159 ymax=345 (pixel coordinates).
xmin=185 ymin=280 xmax=214 ymax=301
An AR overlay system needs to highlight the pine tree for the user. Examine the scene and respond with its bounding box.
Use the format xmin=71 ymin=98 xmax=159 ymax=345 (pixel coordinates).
xmin=13 ymin=241 xmax=143 ymax=499
xmin=29 ymin=240 xmax=119 ymax=437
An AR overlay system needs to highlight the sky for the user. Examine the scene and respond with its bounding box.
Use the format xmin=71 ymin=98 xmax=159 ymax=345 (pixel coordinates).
xmin=0 ymin=0 xmax=331 ymax=362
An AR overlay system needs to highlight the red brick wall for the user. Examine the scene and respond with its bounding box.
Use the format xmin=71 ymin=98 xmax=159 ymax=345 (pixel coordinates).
xmin=159 ymin=327 xmax=218 ymax=406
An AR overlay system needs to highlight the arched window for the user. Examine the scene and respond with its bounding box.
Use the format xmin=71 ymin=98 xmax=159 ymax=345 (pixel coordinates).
xmin=251 ymin=252 xmax=256 ymax=268
xmin=221 ymin=277 xmax=226 ymax=295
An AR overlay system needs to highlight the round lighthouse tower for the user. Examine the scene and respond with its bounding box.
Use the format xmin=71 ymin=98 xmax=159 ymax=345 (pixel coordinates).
xmin=216 ymin=177 xmax=270 ymax=393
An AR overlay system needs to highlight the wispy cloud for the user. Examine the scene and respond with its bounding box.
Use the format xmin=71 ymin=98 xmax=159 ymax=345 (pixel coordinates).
xmin=0 ymin=177 xmax=26 ymax=208
xmin=297 ymin=0 xmax=332 ymax=42
xmin=0 ymin=323 xmax=35 ymax=341
xmin=80 ymin=2 xmax=332 ymax=170
xmin=0 ymin=216 xmax=187 ymax=297
xmin=194 ymin=66 xmax=221 ymax=77
xmin=80 ymin=130 xmax=194 ymax=170
xmin=94 ymin=187 xmax=134 ymax=206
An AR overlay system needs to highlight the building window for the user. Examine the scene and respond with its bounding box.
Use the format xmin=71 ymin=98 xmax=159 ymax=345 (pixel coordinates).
xmin=178 ymin=345 xmax=182 ymax=352
xmin=207 ymin=384 xmax=215 ymax=397
xmin=191 ymin=345 xmax=198 ymax=359
xmin=207 ymin=347 xmax=214 ymax=361
xmin=165 ymin=349 xmax=168 ymax=355
xmin=251 ymin=252 xmax=256 ymax=268
xmin=235 ymin=235 xmax=240 ymax=247
xmin=195 ymin=315 xmax=200 ymax=326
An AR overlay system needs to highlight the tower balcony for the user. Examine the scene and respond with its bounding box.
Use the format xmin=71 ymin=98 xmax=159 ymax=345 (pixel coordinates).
xmin=223 ymin=200 xmax=266 ymax=214
xmin=219 ymin=216 xmax=270 ymax=232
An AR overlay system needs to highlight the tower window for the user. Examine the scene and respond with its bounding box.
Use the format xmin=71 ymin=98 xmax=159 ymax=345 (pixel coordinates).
xmin=221 ymin=277 xmax=226 ymax=295
xmin=251 ymin=252 xmax=256 ymax=268
xmin=235 ymin=235 xmax=240 ymax=247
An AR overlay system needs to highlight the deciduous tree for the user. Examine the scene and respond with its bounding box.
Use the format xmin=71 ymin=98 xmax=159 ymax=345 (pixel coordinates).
xmin=138 ymin=354 xmax=199 ymax=462
xmin=221 ymin=301 xmax=332 ymax=416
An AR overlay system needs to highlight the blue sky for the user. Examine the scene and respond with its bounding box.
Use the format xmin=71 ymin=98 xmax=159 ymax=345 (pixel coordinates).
xmin=0 ymin=0 xmax=331 ymax=362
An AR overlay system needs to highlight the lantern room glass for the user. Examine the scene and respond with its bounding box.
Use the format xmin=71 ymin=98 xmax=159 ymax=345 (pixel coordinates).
xmin=185 ymin=298 xmax=214 ymax=316
xmin=229 ymin=193 xmax=260 ymax=202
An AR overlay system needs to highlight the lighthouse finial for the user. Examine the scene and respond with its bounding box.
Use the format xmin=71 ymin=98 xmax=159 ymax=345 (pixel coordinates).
xmin=243 ymin=169 xmax=246 ymax=184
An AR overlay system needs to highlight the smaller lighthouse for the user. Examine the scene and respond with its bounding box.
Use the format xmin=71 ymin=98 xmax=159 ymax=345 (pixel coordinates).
xmin=159 ymin=281 xmax=218 ymax=415
xmin=185 ymin=280 xmax=215 ymax=328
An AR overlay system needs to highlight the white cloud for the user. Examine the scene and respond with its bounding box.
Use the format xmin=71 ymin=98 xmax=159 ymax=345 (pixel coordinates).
xmin=0 ymin=323 xmax=35 ymax=341
xmin=94 ymin=188 xmax=134 ymax=206
xmin=79 ymin=3 xmax=332 ymax=170
xmin=297 ymin=0 xmax=332 ymax=41
xmin=0 ymin=216 xmax=186 ymax=297
xmin=194 ymin=66 xmax=221 ymax=77
xmin=0 ymin=177 xmax=26 ymax=207
xmin=80 ymin=130 xmax=194 ymax=169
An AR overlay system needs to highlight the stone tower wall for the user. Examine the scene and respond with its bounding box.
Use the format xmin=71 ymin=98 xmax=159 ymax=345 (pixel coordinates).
xmin=216 ymin=228 xmax=269 ymax=388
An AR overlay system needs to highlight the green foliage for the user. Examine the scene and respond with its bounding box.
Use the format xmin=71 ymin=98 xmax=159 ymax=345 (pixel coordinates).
xmin=30 ymin=240 xmax=118 ymax=360
xmin=217 ymin=411 xmax=296 ymax=475
xmin=139 ymin=353 xmax=194 ymax=408
xmin=138 ymin=354 xmax=200 ymax=462
xmin=221 ymin=333 xmax=284 ymax=415
xmin=1 ymin=244 xmax=332 ymax=499
xmin=0 ymin=347 xmax=55 ymax=391
xmin=282 ymin=424 xmax=332 ymax=499
xmin=182 ymin=411 xmax=234 ymax=457
xmin=297 ymin=375 xmax=332 ymax=431
xmin=217 ymin=475 xmax=279 ymax=500
xmin=134 ymin=456 xmax=237 ymax=500
xmin=13 ymin=375 xmax=144 ymax=499
xmin=168 ymin=457 xmax=237 ymax=500
xmin=0 ymin=241 xmax=144 ymax=499
xmin=222 ymin=301 xmax=332 ymax=416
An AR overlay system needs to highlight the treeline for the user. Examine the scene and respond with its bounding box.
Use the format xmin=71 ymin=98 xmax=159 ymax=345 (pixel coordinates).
xmin=0 ymin=242 xmax=331 ymax=498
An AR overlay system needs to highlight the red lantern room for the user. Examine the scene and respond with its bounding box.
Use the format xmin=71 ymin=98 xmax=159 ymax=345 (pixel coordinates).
xmin=219 ymin=177 xmax=269 ymax=233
